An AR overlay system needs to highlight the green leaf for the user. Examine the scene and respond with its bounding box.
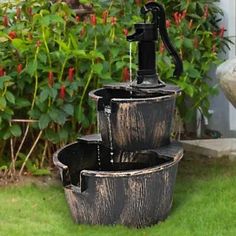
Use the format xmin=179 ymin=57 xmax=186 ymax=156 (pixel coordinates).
xmin=55 ymin=40 xmax=70 ymax=53
xmin=63 ymin=104 xmax=74 ymax=116
xmin=10 ymin=124 xmax=22 ymax=137
xmin=92 ymin=63 xmax=103 ymax=75
xmin=72 ymin=50 xmax=87 ymax=58
xmin=89 ymin=50 xmax=105 ymax=60
xmin=40 ymin=14 xmax=64 ymax=26
xmin=58 ymin=128 xmax=68 ymax=142
xmin=0 ymin=165 xmax=8 ymax=171
xmin=183 ymin=38 xmax=193 ymax=49
xmin=15 ymin=98 xmax=31 ymax=109
xmin=75 ymin=106 xmax=89 ymax=127
xmin=31 ymin=168 xmax=51 ymax=176
xmin=12 ymin=39 xmax=27 ymax=53
xmin=26 ymin=61 xmax=37 ymax=76
xmin=49 ymin=108 xmax=67 ymax=125
xmin=39 ymin=89 xmax=49 ymax=103
xmin=38 ymin=53 xmax=47 ymax=64
xmin=0 ymin=36 xmax=8 ymax=42
xmin=5 ymin=91 xmax=15 ymax=104
xmin=39 ymin=114 xmax=50 ymax=130
xmin=44 ymin=129 xmax=60 ymax=144
xmin=0 ymin=76 xmax=12 ymax=90
xmin=116 ymin=61 xmax=126 ymax=70
xmin=0 ymin=97 xmax=7 ymax=111
xmin=2 ymin=129 xmax=11 ymax=140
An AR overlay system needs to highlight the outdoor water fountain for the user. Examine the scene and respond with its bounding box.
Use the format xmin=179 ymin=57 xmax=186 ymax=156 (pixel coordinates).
xmin=54 ymin=2 xmax=183 ymax=228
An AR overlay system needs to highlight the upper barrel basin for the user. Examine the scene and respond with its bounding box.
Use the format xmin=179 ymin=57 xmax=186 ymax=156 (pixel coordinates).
xmin=89 ymin=86 xmax=178 ymax=151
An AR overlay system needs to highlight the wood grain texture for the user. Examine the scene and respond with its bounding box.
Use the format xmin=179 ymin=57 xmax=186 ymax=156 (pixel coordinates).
xmin=99 ymin=95 xmax=176 ymax=151
xmin=54 ymin=141 xmax=183 ymax=228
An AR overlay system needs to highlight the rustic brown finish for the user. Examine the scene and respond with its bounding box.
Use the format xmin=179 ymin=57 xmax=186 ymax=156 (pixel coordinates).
xmin=54 ymin=140 xmax=183 ymax=228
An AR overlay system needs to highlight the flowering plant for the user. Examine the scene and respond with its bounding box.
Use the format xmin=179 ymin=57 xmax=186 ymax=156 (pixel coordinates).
xmin=157 ymin=0 xmax=230 ymax=122
xmin=0 ymin=0 xmax=230 ymax=176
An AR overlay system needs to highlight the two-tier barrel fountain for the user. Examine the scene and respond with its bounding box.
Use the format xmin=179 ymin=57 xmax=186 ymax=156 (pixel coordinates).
xmin=54 ymin=2 xmax=184 ymax=228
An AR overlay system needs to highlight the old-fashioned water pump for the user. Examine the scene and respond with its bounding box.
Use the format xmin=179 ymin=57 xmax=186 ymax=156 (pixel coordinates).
xmin=127 ymin=2 xmax=183 ymax=88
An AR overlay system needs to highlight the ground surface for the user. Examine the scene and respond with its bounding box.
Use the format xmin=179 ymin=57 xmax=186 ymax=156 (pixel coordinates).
xmin=0 ymin=156 xmax=236 ymax=236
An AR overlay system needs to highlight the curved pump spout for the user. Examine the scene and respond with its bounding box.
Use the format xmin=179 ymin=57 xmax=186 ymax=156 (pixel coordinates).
xmin=127 ymin=2 xmax=183 ymax=89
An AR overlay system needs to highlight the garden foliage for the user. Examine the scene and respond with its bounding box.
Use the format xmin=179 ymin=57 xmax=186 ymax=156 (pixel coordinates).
xmin=0 ymin=0 xmax=230 ymax=175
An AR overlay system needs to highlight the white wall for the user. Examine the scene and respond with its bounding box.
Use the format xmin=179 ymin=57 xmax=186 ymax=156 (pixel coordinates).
xmin=207 ymin=0 xmax=236 ymax=136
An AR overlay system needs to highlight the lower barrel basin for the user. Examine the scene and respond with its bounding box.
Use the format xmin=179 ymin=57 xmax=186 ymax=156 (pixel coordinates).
xmin=53 ymin=135 xmax=183 ymax=228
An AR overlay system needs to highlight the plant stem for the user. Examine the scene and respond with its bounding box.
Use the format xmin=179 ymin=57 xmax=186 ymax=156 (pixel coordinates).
xmin=78 ymin=33 xmax=97 ymax=110
xmin=59 ymin=39 xmax=71 ymax=82
xmin=42 ymin=26 xmax=52 ymax=67
xmin=0 ymin=140 xmax=6 ymax=160
xmin=31 ymin=47 xmax=40 ymax=110
xmin=40 ymin=140 xmax=48 ymax=168
xmin=14 ymin=123 xmax=30 ymax=164
xmin=59 ymin=57 xmax=68 ymax=82
xmin=10 ymin=137 xmax=15 ymax=176
xmin=79 ymin=68 xmax=94 ymax=109
xmin=19 ymin=130 xmax=43 ymax=176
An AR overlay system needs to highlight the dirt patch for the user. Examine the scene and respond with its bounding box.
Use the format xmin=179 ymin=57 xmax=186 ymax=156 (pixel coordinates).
xmin=0 ymin=170 xmax=61 ymax=188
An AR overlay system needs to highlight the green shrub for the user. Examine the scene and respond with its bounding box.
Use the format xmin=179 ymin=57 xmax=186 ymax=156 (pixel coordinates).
xmin=0 ymin=0 xmax=229 ymax=175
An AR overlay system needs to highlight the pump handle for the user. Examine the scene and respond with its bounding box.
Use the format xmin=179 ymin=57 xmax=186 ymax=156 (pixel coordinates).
xmin=141 ymin=2 xmax=183 ymax=78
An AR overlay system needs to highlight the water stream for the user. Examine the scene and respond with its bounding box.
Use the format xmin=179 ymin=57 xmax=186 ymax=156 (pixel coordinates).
xmin=97 ymin=144 xmax=101 ymax=169
xmin=129 ymin=42 xmax=133 ymax=84
xmin=129 ymin=42 xmax=133 ymax=97
xmin=104 ymin=105 xmax=114 ymax=164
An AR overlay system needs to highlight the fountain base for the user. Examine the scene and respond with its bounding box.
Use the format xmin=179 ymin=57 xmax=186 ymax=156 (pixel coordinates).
xmin=53 ymin=134 xmax=183 ymax=228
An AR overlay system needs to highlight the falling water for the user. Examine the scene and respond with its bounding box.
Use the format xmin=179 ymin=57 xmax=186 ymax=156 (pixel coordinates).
xmin=129 ymin=42 xmax=133 ymax=84
xmin=97 ymin=144 xmax=101 ymax=169
xmin=96 ymin=112 xmax=101 ymax=168
xmin=129 ymin=43 xmax=133 ymax=97
xmin=104 ymin=105 xmax=114 ymax=164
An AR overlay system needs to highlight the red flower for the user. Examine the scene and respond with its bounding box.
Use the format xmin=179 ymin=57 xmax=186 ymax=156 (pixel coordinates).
xmin=159 ymin=42 xmax=165 ymax=54
xmin=0 ymin=67 xmax=5 ymax=77
xmin=212 ymin=44 xmax=217 ymax=53
xmin=16 ymin=7 xmax=21 ymax=20
xmin=203 ymin=4 xmax=209 ymax=18
xmin=90 ymin=14 xmax=97 ymax=26
xmin=212 ymin=31 xmax=217 ymax=39
xmin=102 ymin=10 xmax=108 ymax=24
xmin=59 ymin=85 xmax=66 ymax=100
xmin=68 ymin=67 xmax=75 ymax=82
xmin=28 ymin=7 xmax=33 ymax=16
xmin=122 ymin=67 xmax=130 ymax=82
xmin=219 ymin=26 xmax=225 ymax=38
xmin=181 ymin=10 xmax=187 ymax=20
xmin=188 ymin=19 xmax=193 ymax=29
xmin=28 ymin=33 xmax=33 ymax=41
xmin=123 ymin=28 xmax=129 ymax=36
xmin=166 ymin=19 xmax=171 ymax=28
xmin=173 ymin=11 xmax=186 ymax=25
xmin=48 ymin=71 xmax=54 ymax=87
xmin=111 ymin=16 xmax=117 ymax=26
xmin=36 ymin=40 xmax=41 ymax=47
xmin=17 ymin=64 xmax=23 ymax=74
xmin=8 ymin=31 xmax=17 ymax=40
xmin=135 ymin=0 xmax=142 ymax=6
xmin=194 ymin=37 xmax=199 ymax=48
xmin=75 ymin=16 xmax=80 ymax=23
xmin=80 ymin=26 xmax=86 ymax=37
xmin=3 ymin=15 xmax=8 ymax=27
xmin=173 ymin=12 xmax=180 ymax=25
